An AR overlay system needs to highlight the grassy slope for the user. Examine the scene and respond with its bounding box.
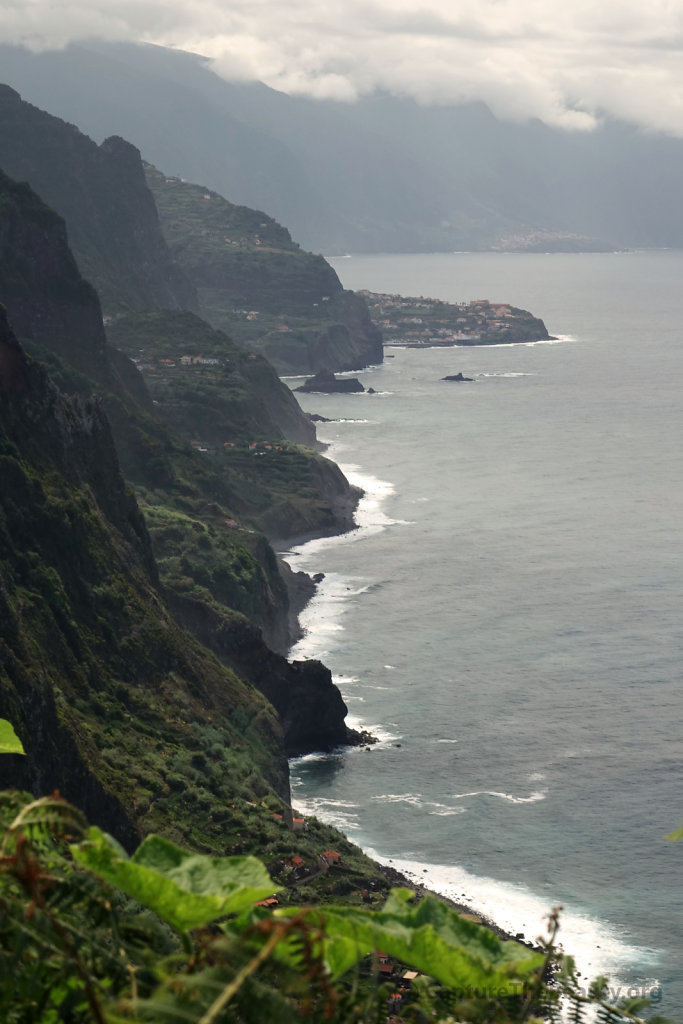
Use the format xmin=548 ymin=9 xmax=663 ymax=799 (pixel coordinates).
xmin=0 ymin=138 xmax=391 ymax=907
xmin=0 ymin=311 xmax=391 ymax=906
xmin=107 ymin=309 xmax=358 ymax=546
xmin=145 ymin=165 xmax=383 ymax=374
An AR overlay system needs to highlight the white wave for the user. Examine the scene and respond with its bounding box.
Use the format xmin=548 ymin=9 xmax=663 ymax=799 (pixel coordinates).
xmin=333 ymin=364 xmax=383 ymax=376
xmin=450 ymin=789 xmax=547 ymax=805
xmin=363 ymin=852 xmax=660 ymax=990
xmin=437 ymin=738 xmax=459 ymax=743
xmin=345 ymin=714 xmax=400 ymax=743
xmin=453 ymin=334 xmax=576 ymax=349
xmin=289 ymin=750 xmax=342 ymax=770
xmin=374 ymin=793 xmax=465 ymax=816
xmin=290 ymin=795 xmax=361 ymax=833
xmin=281 ymin=456 xmax=407 ymax=737
xmin=524 ymin=334 xmax=577 ymax=346
xmin=477 ymin=372 xmax=537 ymax=377
xmin=334 ymin=674 xmax=359 ymax=686
xmin=288 ymin=574 xmax=375 ymax=660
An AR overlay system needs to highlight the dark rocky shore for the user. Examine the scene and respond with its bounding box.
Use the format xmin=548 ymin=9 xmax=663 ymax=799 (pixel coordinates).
xmin=280 ymin=472 xmax=534 ymax=956
xmin=296 ymin=369 xmax=365 ymax=393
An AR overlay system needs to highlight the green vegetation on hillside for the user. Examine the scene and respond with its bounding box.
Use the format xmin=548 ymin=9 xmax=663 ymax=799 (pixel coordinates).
xmin=106 ymin=309 xmax=315 ymax=445
xmin=0 ymin=790 xmax=669 ymax=1024
xmin=0 ymin=161 xmax=357 ymax=843
xmin=104 ymin=308 xmax=358 ymax=540
xmin=0 ymin=333 xmax=293 ymax=847
xmin=145 ymin=165 xmax=383 ymax=374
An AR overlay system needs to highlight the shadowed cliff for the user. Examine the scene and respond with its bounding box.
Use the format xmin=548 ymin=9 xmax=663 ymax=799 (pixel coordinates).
xmin=0 ymin=84 xmax=196 ymax=314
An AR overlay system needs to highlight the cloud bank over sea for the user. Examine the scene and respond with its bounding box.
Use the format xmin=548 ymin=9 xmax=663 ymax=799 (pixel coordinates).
xmin=5 ymin=0 xmax=683 ymax=135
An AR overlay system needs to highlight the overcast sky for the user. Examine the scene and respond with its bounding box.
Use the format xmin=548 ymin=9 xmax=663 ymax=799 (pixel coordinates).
xmin=4 ymin=0 xmax=683 ymax=135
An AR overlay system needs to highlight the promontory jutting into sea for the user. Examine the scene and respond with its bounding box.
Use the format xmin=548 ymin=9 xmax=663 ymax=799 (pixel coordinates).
xmin=285 ymin=250 xmax=683 ymax=1013
xmin=3 ymin=26 xmax=683 ymax=1022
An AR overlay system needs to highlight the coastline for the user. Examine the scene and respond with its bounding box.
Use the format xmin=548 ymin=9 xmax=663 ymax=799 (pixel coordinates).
xmin=277 ymin=453 xmax=530 ymax=950
xmin=279 ymin=442 xmax=649 ymax=997
xmin=273 ymin=481 xmax=364 ymax=650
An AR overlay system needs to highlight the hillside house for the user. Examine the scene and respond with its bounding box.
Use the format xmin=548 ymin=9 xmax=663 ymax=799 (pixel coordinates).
xmin=254 ymin=897 xmax=279 ymax=908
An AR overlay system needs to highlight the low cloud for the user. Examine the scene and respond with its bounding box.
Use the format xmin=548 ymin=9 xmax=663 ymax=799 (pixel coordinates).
xmin=4 ymin=0 xmax=683 ymax=133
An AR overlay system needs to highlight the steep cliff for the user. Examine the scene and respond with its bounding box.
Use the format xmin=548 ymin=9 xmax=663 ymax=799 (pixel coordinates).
xmin=0 ymin=86 xmax=366 ymax=542
xmin=253 ymin=290 xmax=384 ymax=375
xmin=106 ymin=309 xmax=316 ymax=446
xmin=0 ymin=148 xmax=357 ymax=595
xmin=166 ymin=592 xmax=354 ymax=754
xmin=0 ymin=84 xmax=196 ymax=314
xmin=0 ymin=307 xmax=294 ymax=851
xmin=0 ymin=168 xmax=107 ymax=381
xmin=0 ymin=146 xmax=358 ymax=776
xmin=145 ymin=166 xmax=383 ymax=373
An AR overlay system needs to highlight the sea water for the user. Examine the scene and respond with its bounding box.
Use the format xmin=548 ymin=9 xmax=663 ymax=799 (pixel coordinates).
xmin=282 ymin=252 xmax=683 ymax=1014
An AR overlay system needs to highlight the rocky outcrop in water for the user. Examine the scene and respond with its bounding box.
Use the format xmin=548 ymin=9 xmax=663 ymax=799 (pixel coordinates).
xmin=296 ymin=370 xmax=365 ymax=393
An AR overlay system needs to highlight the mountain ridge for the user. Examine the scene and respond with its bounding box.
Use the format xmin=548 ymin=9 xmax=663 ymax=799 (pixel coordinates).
xmin=4 ymin=41 xmax=683 ymax=253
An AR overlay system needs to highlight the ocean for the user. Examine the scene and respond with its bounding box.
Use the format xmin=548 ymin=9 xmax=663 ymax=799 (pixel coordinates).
xmin=281 ymin=251 xmax=683 ymax=1015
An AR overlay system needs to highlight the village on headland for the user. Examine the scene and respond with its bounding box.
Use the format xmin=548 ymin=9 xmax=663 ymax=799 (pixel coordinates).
xmin=358 ymin=290 xmax=551 ymax=346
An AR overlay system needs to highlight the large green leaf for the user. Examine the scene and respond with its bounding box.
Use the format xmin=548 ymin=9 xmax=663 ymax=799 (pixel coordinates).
xmin=72 ymin=828 xmax=279 ymax=933
xmin=0 ymin=719 xmax=24 ymax=755
xmin=277 ymin=888 xmax=543 ymax=994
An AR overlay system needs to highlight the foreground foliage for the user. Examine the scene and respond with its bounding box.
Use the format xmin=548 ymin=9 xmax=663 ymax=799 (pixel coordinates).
xmin=0 ymin=790 xmax=674 ymax=1024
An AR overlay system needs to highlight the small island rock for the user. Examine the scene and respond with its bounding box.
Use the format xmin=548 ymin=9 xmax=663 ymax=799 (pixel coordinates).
xmin=441 ymin=372 xmax=474 ymax=382
xmin=296 ymin=370 xmax=365 ymax=393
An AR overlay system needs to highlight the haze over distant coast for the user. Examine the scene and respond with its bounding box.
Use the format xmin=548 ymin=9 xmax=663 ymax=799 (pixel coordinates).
xmin=5 ymin=39 xmax=683 ymax=255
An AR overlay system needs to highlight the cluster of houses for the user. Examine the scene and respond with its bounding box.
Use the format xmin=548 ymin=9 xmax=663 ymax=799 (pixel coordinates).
xmin=359 ymin=289 xmax=522 ymax=346
xmin=258 ymin=810 xmax=429 ymax=1020
xmin=129 ymin=354 xmax=222 ymax=372
xmin=268 ymin=812 xmax=344 ymax=882
xmin=186 ymin=440 xmax=289 ymax=457
xmin=375 ymin=952 xmax=426 ymax=1019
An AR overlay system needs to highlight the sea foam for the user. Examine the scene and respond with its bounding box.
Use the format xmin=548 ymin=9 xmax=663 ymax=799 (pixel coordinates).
xmin=363 ymin=851 xmax=661 ymax=996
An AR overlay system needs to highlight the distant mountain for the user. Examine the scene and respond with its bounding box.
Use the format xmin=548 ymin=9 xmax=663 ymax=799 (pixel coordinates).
xmin=4 ymin=41 xmax=683 ymax=252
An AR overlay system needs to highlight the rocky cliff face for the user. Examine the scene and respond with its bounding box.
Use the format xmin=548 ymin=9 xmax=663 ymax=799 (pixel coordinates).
xmin=145 ymin=166 xmax=384 ymax=374
xmin=166 ymin=592 xmax=351 ymax=755
xmin=0 ymin=84 xmax=196 ymax=314
xmin=0 ymin=307 xmax=294 ymax=851
xmin=258 ymin=290 xmax=384 ymax=375
xmin=0 ymin=142 xmax=360 ymax=851
xmin=0 ymin=169 xmax=107 ymax=381
xmin=106 ymin=309 xmax=316 ymax=447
